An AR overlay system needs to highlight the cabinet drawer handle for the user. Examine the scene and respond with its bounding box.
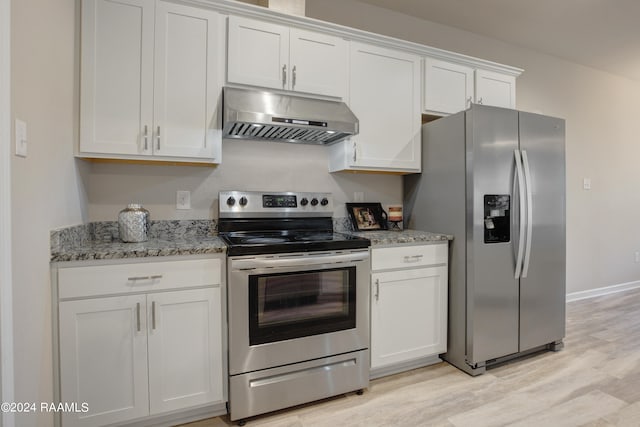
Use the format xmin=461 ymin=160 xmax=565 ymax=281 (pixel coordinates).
xmin=151 ymin=301 xmax=157 ymax=330
xmin=403 ymin=254 xmax=424 ymax=262
xmin=375 ymin=278 xmax=380 ymax=301
xmin=127 ymin=275 xmax=163 ymax=281
xmin=136 ymin=302 xmax=141 ymax=332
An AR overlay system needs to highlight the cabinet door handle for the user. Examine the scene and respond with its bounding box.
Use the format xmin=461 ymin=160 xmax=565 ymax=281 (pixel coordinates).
xmin=128 ymin=275 xmax=162 ymax=281
xmin=375 ymin=279 xmax=380 ymax=301
xmin=143 ymin=125 xmax=149 ymax=150
xmin=403 ymin=254 xmax=424 ymax=262
xmin=151 ymin=301 xmax=156 ymax=330
xmin=136 ymin=302 xmax=141 ymax=332
xmin=156 ymin=126 xmax=161 ymax=150
xmin=352 ymin=142 xmax=357 ymax=163
xmin=282 ymin=64 xmax=287 ymax=87
xmin=292 ymin=65 xmax=297 ymax=89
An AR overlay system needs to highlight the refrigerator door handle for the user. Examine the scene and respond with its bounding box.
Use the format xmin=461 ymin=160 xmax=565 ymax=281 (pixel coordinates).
xmin=521 ymin=150 xmax=534 ymax=277
xmin=514 ymin=150 xmax=526 ymax=279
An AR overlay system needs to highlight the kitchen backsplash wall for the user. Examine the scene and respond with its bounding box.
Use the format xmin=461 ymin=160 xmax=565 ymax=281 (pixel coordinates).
xmin=86 ymin=138 xmax=403 ymax=221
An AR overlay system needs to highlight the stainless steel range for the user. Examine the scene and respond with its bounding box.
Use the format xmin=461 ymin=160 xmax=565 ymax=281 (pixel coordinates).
xmin=219 ymin=191 xmax=371 ymax=424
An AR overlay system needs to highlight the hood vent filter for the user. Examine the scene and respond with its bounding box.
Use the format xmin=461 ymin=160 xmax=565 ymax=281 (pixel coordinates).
xmin=222 ymin=87 xmax=358 ymax=145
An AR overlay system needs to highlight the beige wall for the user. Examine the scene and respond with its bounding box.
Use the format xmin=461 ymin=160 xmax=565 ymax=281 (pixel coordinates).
xmin=11 ymin=0 xmax=86 ymax=425
xmin=86 ymin=139 xmax=402 ymax=221
xmin=306 ymin=0 xmax=640 ymax=295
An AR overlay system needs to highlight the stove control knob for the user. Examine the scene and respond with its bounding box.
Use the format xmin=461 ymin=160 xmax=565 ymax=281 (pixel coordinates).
xmin=239 ymin=197 xmax=248 ymax=206
xmin=300 ymin=198 xmax=309 ymax=206
xmin=226 ymin=196 xmax=236 ymax=206
xmin=311 ymin=198 xmax=319 ymax=206
xmin=320 ymin=198 xmax=329 ymax=206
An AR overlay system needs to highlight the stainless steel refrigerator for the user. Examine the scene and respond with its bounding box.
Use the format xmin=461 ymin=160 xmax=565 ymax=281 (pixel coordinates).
xmin=404 ymin=104 xmax=565 ymax=376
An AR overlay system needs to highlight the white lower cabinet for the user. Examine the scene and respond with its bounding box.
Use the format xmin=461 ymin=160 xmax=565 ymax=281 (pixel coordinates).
xmin=59 ymin=295 xmax=150 ymax=426
xmin=56 ymin=257 xmax=225 ymax=427
xmin=147 ymin=288 xmax=222 ymax=414
xmin=370 ymin=243 xmax=448 ymax=373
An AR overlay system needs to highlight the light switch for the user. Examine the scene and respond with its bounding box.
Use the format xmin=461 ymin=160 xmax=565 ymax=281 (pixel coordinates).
xmin=15 ymin=119 xmax=27 ymax=157
xmin=176 ymin=191 xmax=191 ymax=210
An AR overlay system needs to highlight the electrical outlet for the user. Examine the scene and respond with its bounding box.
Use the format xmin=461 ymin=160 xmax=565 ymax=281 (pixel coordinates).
xmin=354 ymin=192 xmax=364 ymax=202
xmin=583 ymin=178 xmax=591 ymax=190
xmin=176 ymin=191 xmax=191 ymax=210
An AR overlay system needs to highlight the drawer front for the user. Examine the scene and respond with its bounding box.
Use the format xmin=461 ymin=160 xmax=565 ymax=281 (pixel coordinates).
xmin=58 ymin=258 xmax=222 ymax=299
xmin=372 ymin=243 xmax=447 ymax=271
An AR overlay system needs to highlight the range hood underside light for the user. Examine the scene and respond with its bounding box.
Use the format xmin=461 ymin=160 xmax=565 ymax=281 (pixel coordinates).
xmin=225 ymin=122 xmax=349 ymax=144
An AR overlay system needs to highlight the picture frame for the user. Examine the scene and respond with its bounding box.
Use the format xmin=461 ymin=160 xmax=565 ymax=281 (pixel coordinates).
xmin=346 ymin=203 xmax=388 ymax=231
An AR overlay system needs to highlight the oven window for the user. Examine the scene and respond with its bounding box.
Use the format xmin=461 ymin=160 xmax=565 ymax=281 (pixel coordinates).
xmin=249 ymin=267 xmax=356 ymax=345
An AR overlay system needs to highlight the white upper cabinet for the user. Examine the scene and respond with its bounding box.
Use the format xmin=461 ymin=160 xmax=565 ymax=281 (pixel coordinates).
xmin=227 ymin=16 xmax=348 ymax=98
xmin=80 ymin=0 xmax=155 ymax=157
xmin=423 ymin=58 xmax=474 ymax=115
xmin=152 ymin=1 xmax=224 ymax=159
xmin=475 ymin=69 xmax=516 ymax=109
xmin=288 ymin=28 xmax=348 ymax=98
xmin=423 ymin=58 xmax=517 ymax=115
xmin=227 ymin=17 xmax=289 ymax=91
xmin=329 ymin=42 xmax=421 ymax=173
xmin=80 ymin=0 xmax=224 ymax=163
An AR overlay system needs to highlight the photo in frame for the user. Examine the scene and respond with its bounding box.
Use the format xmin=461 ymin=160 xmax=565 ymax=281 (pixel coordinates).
xmin=346 ymin=203 xmax=388 ymax=231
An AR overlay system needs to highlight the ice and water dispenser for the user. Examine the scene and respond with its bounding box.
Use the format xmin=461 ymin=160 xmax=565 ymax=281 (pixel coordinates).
xmin=484 ymin=195 xmax=510 ymax=243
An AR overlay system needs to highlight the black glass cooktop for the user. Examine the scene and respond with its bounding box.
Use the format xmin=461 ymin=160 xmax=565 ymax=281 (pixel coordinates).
xmin=219 ymin=230 xmax=370 ymax=256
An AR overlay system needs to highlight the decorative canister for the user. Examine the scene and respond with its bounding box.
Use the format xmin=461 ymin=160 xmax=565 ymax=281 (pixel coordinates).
xmin=118 ymin=204 xmax=150 ymax=242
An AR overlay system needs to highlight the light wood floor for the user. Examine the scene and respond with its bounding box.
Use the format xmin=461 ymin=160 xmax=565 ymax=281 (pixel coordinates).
xmin=182 ymin=288 xmax=640 ymax=426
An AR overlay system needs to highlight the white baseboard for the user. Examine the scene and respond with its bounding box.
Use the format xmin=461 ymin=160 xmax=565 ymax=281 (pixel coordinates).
xmin=566 ymin=280 xmax=640 ymax=302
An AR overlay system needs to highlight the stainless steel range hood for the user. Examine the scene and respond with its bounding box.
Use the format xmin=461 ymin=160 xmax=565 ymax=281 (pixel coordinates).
xmin=222 ymin=87 xmax=358 ymax=145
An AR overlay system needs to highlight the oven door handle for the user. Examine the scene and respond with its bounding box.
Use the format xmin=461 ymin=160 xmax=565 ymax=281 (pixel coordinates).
xmin=231 ymin=252 xmax=369 ymax=270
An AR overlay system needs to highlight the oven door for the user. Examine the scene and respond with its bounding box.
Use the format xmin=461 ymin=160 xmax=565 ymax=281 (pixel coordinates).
xmin=228 ymin=250 xmax=370 ymax=376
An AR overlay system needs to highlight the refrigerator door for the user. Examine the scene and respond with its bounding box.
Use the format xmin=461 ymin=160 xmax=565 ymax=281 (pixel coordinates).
xmin=466 ymin=105 xmax=520 ymax=364
xmin=518 ymin=112 xmax=566 ymax=351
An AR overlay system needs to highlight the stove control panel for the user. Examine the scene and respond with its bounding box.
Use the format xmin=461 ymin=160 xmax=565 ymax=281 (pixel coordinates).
xmin=220 ymin=191 xmax=334 ymax=218
xmin=263 ymin=194 xmax=297 ymax=208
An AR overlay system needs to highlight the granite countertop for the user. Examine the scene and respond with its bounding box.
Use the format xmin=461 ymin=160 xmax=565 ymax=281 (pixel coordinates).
xmin=51 ymin=219 xmax=452 ymax=262
xmin=50 ymin=220 xmax=226 ymax=262
xmin=346 ymin=229 xmax=453 ymax=246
